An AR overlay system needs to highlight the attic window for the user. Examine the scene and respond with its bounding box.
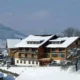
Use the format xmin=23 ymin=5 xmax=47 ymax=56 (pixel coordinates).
xmin=61 ymin=40 xmax=65 ymax=43
xmin=40 ymin=40 xmax=44 ymax=43
xmin=27 ymin=41 xmax=42 ymax=44
xmin=51 ymin=40 xmax=65 ymax=44
xmin=51 ymin=41 xmax=61 ymax=44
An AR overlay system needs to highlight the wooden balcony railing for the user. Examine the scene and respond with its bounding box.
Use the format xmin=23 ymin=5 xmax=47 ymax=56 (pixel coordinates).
xmin=18 ymin=57 xmax=38 ymax=60
xmin=18 ymin=54 xmax=38 ymax=59
xmin=18 ymin=50 xmax=38 ymax=54
xmin=50 ymin=50 xmax=65 ymax=53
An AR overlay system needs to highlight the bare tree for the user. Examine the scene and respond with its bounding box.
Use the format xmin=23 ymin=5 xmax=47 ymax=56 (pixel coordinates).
xmin=74 ymin=29 xmax=80 ymax=36
xmin=63 ymin=27 xmax=80 ymax=37
xmin=63 ymin=27 xmax=74 ymax=37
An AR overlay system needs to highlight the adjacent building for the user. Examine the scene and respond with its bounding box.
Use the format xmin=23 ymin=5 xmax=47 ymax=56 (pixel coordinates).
xmin=6 ymin=39 xmax=21 ymax=57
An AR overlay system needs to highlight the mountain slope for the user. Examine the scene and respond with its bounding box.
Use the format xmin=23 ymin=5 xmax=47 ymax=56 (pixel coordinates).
xmin=0 ymin=23 xmax=26 ymax=40
xmin=0 ymin=23 xmax=27 ymax=48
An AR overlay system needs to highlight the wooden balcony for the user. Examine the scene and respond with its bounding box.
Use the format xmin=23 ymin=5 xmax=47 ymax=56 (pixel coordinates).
xmin=49 ymin=51 xmax=66 ymax=53
xmin=49 ymin=48 xmax=66 ymax=53
xmin=18 ymin=57 xmax=37 ymax=60
xmin=18 ymin=54 xmax=38 ymax=59
xmin=18 ymin=50 xmax=38 ymax=54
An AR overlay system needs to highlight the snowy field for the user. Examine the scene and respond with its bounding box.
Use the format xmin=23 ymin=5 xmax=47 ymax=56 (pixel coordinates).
xmin=0 ymin=66 xmax=80 ymax=80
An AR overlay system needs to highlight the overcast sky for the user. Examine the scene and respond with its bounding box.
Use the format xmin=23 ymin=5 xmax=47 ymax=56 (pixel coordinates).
xmin=0 ymin=0 xmax=80 ymax=35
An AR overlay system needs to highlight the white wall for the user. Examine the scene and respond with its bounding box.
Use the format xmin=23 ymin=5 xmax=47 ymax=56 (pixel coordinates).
xmin=15 ymin=58 xmax=39 ymax=67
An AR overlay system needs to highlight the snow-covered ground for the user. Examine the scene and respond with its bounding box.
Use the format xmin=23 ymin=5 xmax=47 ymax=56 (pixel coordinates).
xmin=0 ymin=67 xmax=27 ymax=74
xmin=16 ymin=66 xmax=80 ymax=80
xmin=0 ymin=66 xmax=80 ymax=80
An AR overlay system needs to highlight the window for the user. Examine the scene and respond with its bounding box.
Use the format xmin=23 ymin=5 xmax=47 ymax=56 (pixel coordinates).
xmin=19 ymin=48 xmax=23 ymax=50
xmin=61 ymin=40 xmax=65 ymax=44
xmin=40 ymin=40 xmax=44 ymax=43
xmin=25 ymin=54 xmax=27 ymax=57
xmin=47 ymin=53 xmax=50 ymax=58
xmin=52 ymin=53 xmax=58 ymax=57
xmin=17 ymin=60 xmax=19 ymax=63
xmin=59 ymin=53 xmax=65 ymax=58
xmin=32 ymin=48 xmax=35 ymax=51
xmin=34 ymin=41 xmax=40 ymax=44
xmin=27 ymin=41 xmax=41 ymax=44
xmin=24 ymin=60 xmax=26 ymax=64
xmin=20 ymin=60 xmax=22 ymax=63
xmin=59 ymin=48 xmax=64 ymax=51
xmin=36 ymin=61 xmax=38 ymax=64
xmin=19 ymin=54 xmax=21 ymax=58
xmin=32 ymin=48 xmax=38 ymax=53
xmin=34 ymin=55 xmax=37 ymax=58
xmin=52 ymin=41 xmax=60 ymax=44
xmin=51 ymin=42 xmax=56 ymax=44
xmin=21 ymin=54 xmax=25 ymax=58
xmin=51 ymin=40 xmax=65 ymax=44
xmin=28 ymin=60 xmax=30 ymax=64
xmin=32 ymin=60 xmax=34 ymax=64
xmin=49 ymin=42 xmax=52 ymax=44
xmin=25 ymin=48 xmax=29 ymax=51
xmin=32 ymin=54 xmax=34 ymax=57
xmin=52 ymin=48 xmax=56 ymax=52
xmin=46 ymin=48 xmax=50 ymax=53
xmin=27 ymin=54 xmax=32 ymax=58
xmin=27 ymin=41 xmax=32 ymax=44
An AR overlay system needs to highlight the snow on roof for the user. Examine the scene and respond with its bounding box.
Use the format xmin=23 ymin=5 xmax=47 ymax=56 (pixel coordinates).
xmin=15 ymin=35 xmax=54 ymax=48
xmin=7 ymin=39 xmax=21 ymax=48
xmin=47 ymin=37 xmax=79 ymax=48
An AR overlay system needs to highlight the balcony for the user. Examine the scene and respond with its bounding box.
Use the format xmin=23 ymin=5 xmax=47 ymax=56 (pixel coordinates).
xmin=18 ymin=53 xmax=38 ymax=59
xmin=18 ymin=50 xmax=38 ymax=54
xmin=18 ymin=56 xmax=37 ymax=60
xmin=50 ymin=50 xmax=65 ymax=53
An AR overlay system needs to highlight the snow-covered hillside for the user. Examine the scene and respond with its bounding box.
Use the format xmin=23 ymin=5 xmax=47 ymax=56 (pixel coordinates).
xmin=0 ymin=23 xmax=27 ymax=48
xmin=0 ymin=39 xmax=6 ymax=48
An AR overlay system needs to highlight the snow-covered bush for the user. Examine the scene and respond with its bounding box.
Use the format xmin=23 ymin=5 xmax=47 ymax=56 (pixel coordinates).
xmin=60 ymin=60 xmax=73 ymax=70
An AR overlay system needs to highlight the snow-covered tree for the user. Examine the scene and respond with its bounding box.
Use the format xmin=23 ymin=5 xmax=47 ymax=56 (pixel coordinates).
xmin=67 ymin=48 xmax=80 ymax=71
